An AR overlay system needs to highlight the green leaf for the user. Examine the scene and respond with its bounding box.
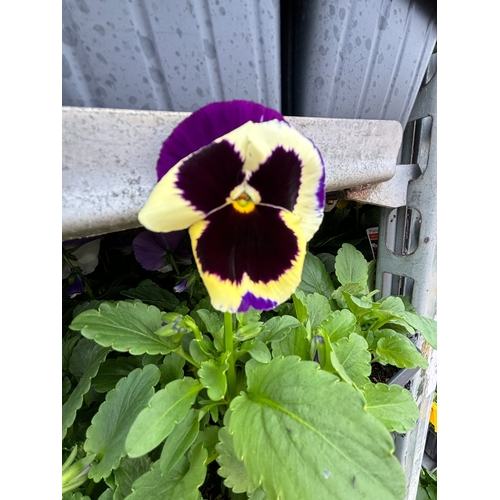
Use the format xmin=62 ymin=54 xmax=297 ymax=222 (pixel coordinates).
xmin=159 ymin=353 xmax=186 ymax=387
xmin=292 ymin=290 xmax=331 ymax=332
xmin=270 ymin=324 xmax=309 ymax=360
xmin=159 ymin=409 xmax=200 ymax=476
xmin=342 ymin=292 xmax=373 ymax=317
xmin=378 ymin=296 xmax=406 ymax=315
xmin=306 ymin=293 xmax=332 ymax=332
xmin=63 ymin=493 xmax=92 ymax=500
xmin=298 ymin=251 xmax=335 ymax=297
xmin=121 ymin=279 xmax=180 ymax=311
xmin=375 ymin=330 xmax=429 ymax=369
xmin=84 ymin=365 xmax=160 ymax=481
xmin=363 ymin=383 xmax=420 ymax=433
xmin=62 ymin=334 xmax=80 ymax=372
xmin=69 ymin=337 xmax=105 ymax=378
xmin=62 ymin=346 xmax=110 ymax=440
xmin=246 ymin=339 xmax=272 ymax=364
xmin=112 ymin=455 xmax=152 ymax=500
xmin=192 ymin=424 xmax=220 ymax=462
xmin=70 ymin=301 xmax=173 ymax=355
xmin=198 ymin=356 xmax=229 ymax=401
xmin=360 ymin=309 xmax=414 ymax=335
xmin=96 ymin=490 xmax=113 ymax=500
xmin=400 ymin=311 xmax=437 ymax=349
xmin=126 ymin=377 xmax=202 ymax=457
xmin=291 ymin=290 xmax=309 ymax=324
xmin=320 ymin=309 xmax=357 ymax=343
xmin=194 ymin=309 xmax=223 ymax=335
xmin=335 ymin=243 xmax=369 ymax=288
xmin=329 ymin=350 xmax=353 ymax=385
xmin=237 ymin=309 xmax=262 ymax=326
xmin=92 ymin=357 xmax=142 ymax=393
xmin=248 ymin=488 xmax=268 ymax=500
xmin=235 ymin=322 xmax=264 ymax=342
xmin=332 ymin=334 xmax=371 ymax=387
xmin=126 ymin=444 xmax=207 ymax=500
xmin=72 ymin=300 xmax=101 ymax=317
xmin=316 ymin=252 xmax=336 ymax=274
xmin=257 ymin=315 xmax=301 ymax=343
xmin=229 ymin=357 xmax=406 ymax=500
xmin=216 ymin=426 xmax=259 ymax=495
xmin=189 ymin=338 xmax=213 ymax=365
xmin=195 ymin=309 xmax=225 ymax=351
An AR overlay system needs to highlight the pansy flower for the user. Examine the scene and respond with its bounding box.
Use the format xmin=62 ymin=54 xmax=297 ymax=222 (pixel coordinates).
xmin=62 ymin=237 xmax=101 ymax=297
xmin=138 ymin=100 xmax=325 ymax=313
xmin=132 ymin=229 xmax=191 ymax=272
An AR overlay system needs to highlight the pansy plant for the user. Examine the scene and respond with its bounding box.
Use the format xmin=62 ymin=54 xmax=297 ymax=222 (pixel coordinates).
xmin=63 ymin=102 xmax=438 ymax=500
xmin=138 ymin=101 xmax=325 ymax=313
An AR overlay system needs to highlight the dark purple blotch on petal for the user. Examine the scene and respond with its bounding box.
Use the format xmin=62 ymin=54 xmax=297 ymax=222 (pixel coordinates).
xmin=248 ymin=147 xmax=302 ymax=211
xmin=157 ymin=100 xmax=285 ymax=179
xmin=175 ymin=140 xmax=244 ymax=214
xmin=195 ymin=205 xmax=299 ymax=284
xmin=133 ymin=230 xmax=186 ymax=271
xmin=238 ymin=292 xmax=277 ymax=313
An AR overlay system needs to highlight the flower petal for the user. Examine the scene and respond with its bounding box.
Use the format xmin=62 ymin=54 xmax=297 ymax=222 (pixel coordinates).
xmin=189 ymin=205 xmax=306 ymax=313
xmin=157 ymin=100 xmax=284 ymax=179
xmin=67 ymin=275 xmax=86 ymax=297
xmin=138 ymin=140 xmax=245 ymax=232
xmin=232 ymin=119 xmax=325 ymax=242
xmin=133 ymin=230 xmax=185 ymax=271
xmin=62 ymin=238 xmax=101 ymax=278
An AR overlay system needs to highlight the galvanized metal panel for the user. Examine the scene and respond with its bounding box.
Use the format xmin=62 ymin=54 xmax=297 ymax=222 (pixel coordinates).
xmin=62 ymin=0 xmax=281 ymax=112
xmin=375 ymin=55 xmax=437 ymax=500
xmin=291 ymin=0 xmax=436 ymax=128
xmin=62 ymin=106 xmax=402 ymax=240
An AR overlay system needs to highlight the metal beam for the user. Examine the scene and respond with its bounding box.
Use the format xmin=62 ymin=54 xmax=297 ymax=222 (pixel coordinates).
xmin=62 ymin=107 xmax=402 ymax=240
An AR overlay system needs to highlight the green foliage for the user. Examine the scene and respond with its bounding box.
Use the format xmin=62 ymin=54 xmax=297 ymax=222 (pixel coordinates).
xmin=84 ymin=365 xmax=160 ymax=481
xmin=417 ymin=467 xmax=437 ymax=500
xmin=229 ymin=357 xmax=406 ymax=500
xmin=63 ymin=238 xmax=437 ymax=499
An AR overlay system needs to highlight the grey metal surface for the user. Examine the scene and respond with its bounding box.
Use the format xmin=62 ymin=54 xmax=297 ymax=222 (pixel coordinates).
xmin=329 ymin=163 xmax=422 ymax=208
xmin=375 ymin=54 xmax=437 ymax=500
xmin=62 ymin=106 xmax=402 ymax=240
xmin=292 ymin=0 xmax=436 ymax=129
xmin=62 ymin=0 xmax=281 ymax=112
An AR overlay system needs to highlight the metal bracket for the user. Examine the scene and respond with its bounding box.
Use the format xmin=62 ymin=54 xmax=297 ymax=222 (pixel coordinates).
xmin=327 ymin=163 xmax=421 ymax=208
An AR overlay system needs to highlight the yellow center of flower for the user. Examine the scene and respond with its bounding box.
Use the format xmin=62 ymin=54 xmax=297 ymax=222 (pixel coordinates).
xmin=231 ymin=192 xmax=255 ymax=214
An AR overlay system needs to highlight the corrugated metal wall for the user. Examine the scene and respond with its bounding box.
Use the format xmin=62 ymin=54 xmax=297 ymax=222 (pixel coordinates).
xmin=62 ymin=0 xmax=281 ymax=112
xmin=282 ymin=0 xmax=437 ymax=128
xmin=62 ymin=0 xmax=436 ymax=127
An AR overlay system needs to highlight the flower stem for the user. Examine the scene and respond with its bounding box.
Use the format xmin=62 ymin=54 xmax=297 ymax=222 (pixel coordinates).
xmin=173 ymin=346 xmax=201 ymax=369
xmin=224 ymin=312 xmax=237 ymax=400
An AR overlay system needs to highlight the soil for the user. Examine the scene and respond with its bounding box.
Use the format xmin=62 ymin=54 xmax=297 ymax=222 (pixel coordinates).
xmin=200 ymin=461 xmax=228 ymax=500
xmin=369 ymin=362 xmax=400 ymax=384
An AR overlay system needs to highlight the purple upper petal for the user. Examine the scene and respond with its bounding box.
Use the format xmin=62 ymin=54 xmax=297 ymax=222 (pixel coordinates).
xmin=157 ymin=100 xmax=285 ymax=179
xmin=238 ymin=292 xmax=277 ymax=313
xmin=133 ymin=230 xmax=186 ymax=271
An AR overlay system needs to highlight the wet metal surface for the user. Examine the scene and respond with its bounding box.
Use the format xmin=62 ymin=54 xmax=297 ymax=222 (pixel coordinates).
xmin=62 ymin=107 xmax=402 ymax=240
